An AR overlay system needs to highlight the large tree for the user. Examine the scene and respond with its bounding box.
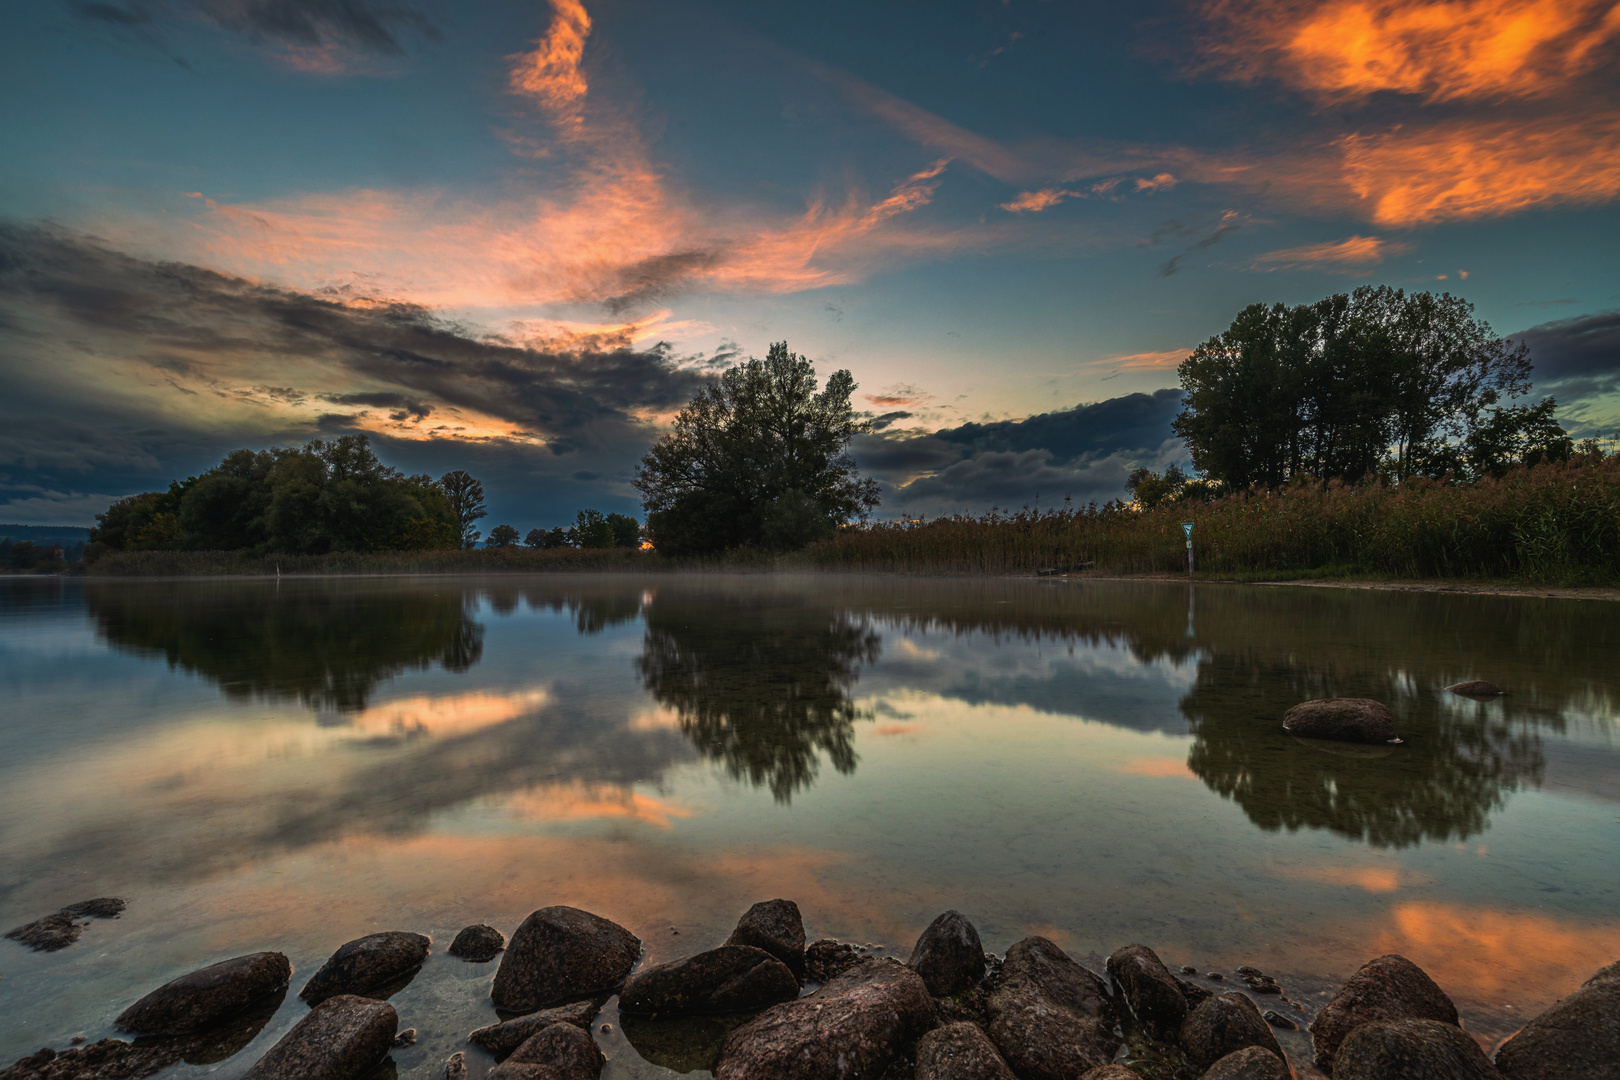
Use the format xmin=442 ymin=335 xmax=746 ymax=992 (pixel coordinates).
xmin=634 ymin=342 xmax=880 ymax=555
xmin=437 ymin=470 xmax=487 ymax=548
xmin=1172 ymin=286 xmax=1567 ymax=488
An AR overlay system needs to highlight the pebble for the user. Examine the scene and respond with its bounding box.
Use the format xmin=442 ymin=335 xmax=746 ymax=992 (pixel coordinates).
xmin=599 ymin=1024 xmax=612 ymax=1034
xmin=393 ymin=1029 xmax=417 ymax=1048
xmin=1181 ymin=966 xmax=1199 ymax=975
xmin=1207 ymin=972 xmax=1225 ymax=981
xmin=1263 ymin=1010 xmax=1297 ymax=1030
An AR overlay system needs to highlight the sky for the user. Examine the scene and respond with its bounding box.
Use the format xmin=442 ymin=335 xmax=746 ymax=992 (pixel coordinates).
xmin=2 ymin=0 xmax=1618 ymax=530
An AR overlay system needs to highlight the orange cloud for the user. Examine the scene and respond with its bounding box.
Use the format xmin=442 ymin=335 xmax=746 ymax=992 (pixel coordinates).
xmin=1001 ymin=187 xmax=1082 ymax=213
xmin=1252 ymin=234 xmax=1409 ymax=270
xmin=1200 ymin=0 xmax=1620 ymax=103
xmin=1134 ymin=172 xmax=1178 ymax=192
xmin=1101 ymin=349 xmax=1187 ymax=370
xmin=509 ymin=0 xmax=592 ymax=120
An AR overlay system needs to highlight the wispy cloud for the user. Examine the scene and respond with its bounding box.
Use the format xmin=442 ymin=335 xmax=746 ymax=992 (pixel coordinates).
xmin=1100 ymin=350 xmax=1187 ymax=370
xmin=1251 ymin=234 xmax=1410 ymax=270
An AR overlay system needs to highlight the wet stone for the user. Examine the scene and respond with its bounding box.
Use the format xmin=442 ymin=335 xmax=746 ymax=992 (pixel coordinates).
xmin=1107 ymin=943 xmax=1188 ymax=1041
xmin=724 ymin=899 xmax=807 ymax=982
xmin=116 ymin=951 xmax=292 ymax=1035
xmin=1308 ymin=954 xmax=1459 ymax=1072
xmin=1494 ymin=975 xmax=1620 ymax=1080
xmin=490 ymin=906 xmax=641 ymax=1013
xmin=986 ymin=936 xmax=1120 ymax=1080
xmin=446 ymin=924 xmax=505 ymax=962
xmin=1333 ymin=1018 xmax=1500 ymax=1080
xmin=618 ymin=944 xmax=799 ymax=1017
xmin=468 ymin=1000 xmax=601 ymax=1058
xmin=443 ymin=1053 xmax=466 ymax=1080
xmin=1261 ymin=1009 xmax=1296 ymax=1030
xmin=391 ymin=1031 xmax=415 ymax=1048
xmin=300 ymin=932 xmax=430 ymax=1006
xmin=486 ymin=1025 xmax=604 ymax=1080
xmin=908 ymin=911 xmax=987 ymax=998
xmin=1179 ymin=992 xmax=1286 ymax=1072
xmin=1282 ymin=698 xmax=1401 ymax=744
xmin=5 ymin=899 xmax=125 ymax=954
xmin=1078 ymin=1069 xmax=1142 ymax=1080
xmin=914 ymin=1022 xmax=1015 ymax=1080
xmin=619 ymin=1011 xmax=745 ymax=1074
xmin=806 ymin=938 xmax=861 ymax=984
xmin=1447 ymin=680 xmax=1504 ymax=697
xmin=1200 ymin=1045 xmax=1292 ymax=1080
xmin=241 ymin=995 xmax=397 ymax=1080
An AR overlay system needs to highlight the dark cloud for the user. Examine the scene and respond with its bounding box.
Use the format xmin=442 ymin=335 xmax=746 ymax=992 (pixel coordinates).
xmin=1515 ymin=310 xmax=1620 ymax=383
xmin=868 ymin=410 xmax=913 ymax=431
xmin=601 ymin=250 xmax=724 ymax=316
xmin=855 ymin=390 xmax=1186 ymax=515
xmin=69 ymin=0 xmax=441 ymax=56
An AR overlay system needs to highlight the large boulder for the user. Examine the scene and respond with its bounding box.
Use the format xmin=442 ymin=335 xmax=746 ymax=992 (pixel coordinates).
xmin=1107 ymin=943 xmax=1188 ymax=1041
xmin=1077 ymin=1070 xmax=1140 ymax=1080
xmin=299 ymin=932 xmax=430 ymax=1005
xmin=1334 ymin=1018 xmax=1500 ymax=1079
xmin=1180 ymin=992 xmax=1285 ymax=1072
xmin=491 ymin=907 xmax=641 ymax=1013
xmin=241 ymin=995 xmax=397 ymax=1080
xmin=909 ymin=912 xmax=986 ymax=999
xmin=116 ymin=952 xmax=291 ymax=1035
xmin=1309 ymin=954 xmax=1458 ymax=1071
xmin=915 ymin=1022 xmax=1015 ymax=1080
xmin=1494 ymin=973 xmax=1620 ymax=1080
xmin=986 ymin=936 xmax=1120 ymax=1080
xmin=1200 ymin=1045 xmax=1291 ymax=1080
xmin=447 ymin=924 xmax=505 ymax=962
xmin=468 ymin=1000 xmax=601 ymax=1058
xmin=713 ymin=958 xmax=935 ymax=1080
xmin=806 ymin=939 xmax=861 ymax=984
xmin=725 ymin=899 xmax=807 ymax=982
xmin=1282 ymin=698 xmax=1400 ymax=744
xmin=486 ymin=1025 xmax=604 ymax=1080
xmin=620 ymin=944 xmax=799 ymax=1017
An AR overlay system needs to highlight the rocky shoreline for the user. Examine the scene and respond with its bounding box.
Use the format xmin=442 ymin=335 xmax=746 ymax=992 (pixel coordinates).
xmin=4 ymin=895 xmax=1617 ymax=1080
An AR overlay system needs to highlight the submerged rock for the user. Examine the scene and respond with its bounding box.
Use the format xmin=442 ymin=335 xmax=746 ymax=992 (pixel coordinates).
xmin=116 ymin=952 xmax=292 ymax=1035
xmin=1107 ymin=942 xmax=1188 ymax=1041
xmin=491 ymin=906 xmax=641 ymax=1013
xmin=1179 ymin=992 xmax=1285 ymax=1072
xmin=1308 ymin=954 xmax=1458 ymax=1071
xmin=1282 ymin=698 xmax=1400 ymax=744
xmin=986 ymin=936 xmax=1119 ymax=1080
xmin=299 ymin=932 xmax=430 ymax=1005
xmin=444 ymin=1053 xmax=466 ymax=1080
xmin=447 ymin=924 xmax=505 ymax=962
xmin=806 ymin=939 xmax=861 ymax=984
xmin=486 ymin=1025 xmax=604 ymax=1080
xmin=61 ymin=898 xmax=125 ymax=919
xmin=909 ymin=911 xmax=986 ymax=999
xmin=619 ymin=944 xmax=799 ymax=1017
xmin=1447 ymin=680 xmax=1504 ymax=697
xmin=620 ymin=1013 xmax=748 ymax=1074
xmin=241 ymin=995 xmax=397 ymax=1080
xmin=1200 ymin=1045 xmax=1291 ymax=1080
xmin=0 ymin=1041 xmax=169 ymax=1080
xmin=914 ymin=1022 xmax=1015 ymax=1080
xmin=468 ymin=1000 xmax=602 ymax=1058
xmin=725 ymin=899 xmax=807 ymax=982
xmin=1494 ymin=970 xmax=1620 ymax=1080
xmin=4 ymin=899 xmax=126 ymax=954
xmin=1334 ymin=1018 xmax=1500 ymax=1079
xmin=714 ymin=958 xmax=935 ymax=1080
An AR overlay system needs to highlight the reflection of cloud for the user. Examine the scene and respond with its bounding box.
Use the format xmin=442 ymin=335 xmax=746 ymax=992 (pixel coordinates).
xmin=501 ymin=780 xmax=693 ymax=829
xmin=872 ymin=723 xmax=922 ymax=737
xmin=1113 ymin=756 xmax=1195 ymax=779
xmin=1250 ymin=234 xmax=1409 ymax=271
xmin=349 ymin=690 xmax=550 ymax=739
xmin=1197 ymin=0 xmax=1620 ymax=103
xmin=1274 ymin=862 xmax=1404 ymax=893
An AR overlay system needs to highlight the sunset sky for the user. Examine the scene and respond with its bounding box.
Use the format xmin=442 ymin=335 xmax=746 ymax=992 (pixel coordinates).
xmin=3 ymin=0 xmax=1618 ymax=528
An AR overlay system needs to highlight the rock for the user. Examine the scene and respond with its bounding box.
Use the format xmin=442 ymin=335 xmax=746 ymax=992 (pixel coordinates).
xmin=486 ymin=1025 xmax=604 ymax=1080
xmin=1179 ymin=992 xmax=1285 ymax=1072
xmin=491 ymin=906 xmax=641 ymax=1013
xmin=4 ymin=913 xmax=82 ymax=953
xmin=1261 ymin=1010 xmax=1296 ymax=1030
xmin=0 ymin=1040 xmax=176 ymax=1080
xmin=391 ymin=1030 xmax=416 ymax=1048
xmin=299 ymin=932 xmax=430 ymax=1005
xmin=1447 ymin=681 xmax=1503 ymax=697
xmin=469 ymin=1000 xmax=602 ymax=1058
xmin=241 ymin=995 xmax=397 ymax=1080
xmin=1200 ymin=1045 xmax=1291 ymax=1080
xmin=986 ymin=936 xmax=1120 ymax=1080
xmin=619 ymin=1012 xmax=744 ymax=1073
xmin=61 ymin=898 xmax=126 ymax=919
xmin=444 ymin=1053 xmax=466 ymax=1080
xmin=1179 ymin=978 xmax=1214 ymax=1009
xmin=914 ymin=1022 xmax=1015 ymax=1080
xmin=908 ymin=912 xmax=986 ymax=998
xmin=1282 ymin=698 xmax=1401 ymax=744
xmin=1107 ymin=943 xmax=1188 ymax=1041
xmin=1077 ymin=1070 xmax=1140 ymax=1080
xmin=1333 ymin=1018 xmax=1500 ymax=1079
xmin=447 ymin=924 xmax=505 ymax=962
xmin=1308 ymin=954 xmax=1458 ymax=1071
xmin=115 ymin=951 xmax=292 ymax=1035
xmin=714 ymin=958 xmax=935 ymax=1080
xmin=725 ymin=899 xmax=807 ymax=982
xmin=1493 ymin=975 xmax=1620 ymax=1080
xmin=619 ymin=944 xmax=799 ymax=1017
xmin=806 ymin=939 xmax=861 ymax=984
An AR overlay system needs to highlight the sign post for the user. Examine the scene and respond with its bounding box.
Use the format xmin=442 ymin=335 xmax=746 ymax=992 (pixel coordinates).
xmin=1181 ymin=521 xmax=1194 ymax=577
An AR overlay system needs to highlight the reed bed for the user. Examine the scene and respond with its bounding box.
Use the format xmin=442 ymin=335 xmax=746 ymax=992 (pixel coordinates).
xmin=85 ymin=546 xmax=677 ymax=576
xmin=801 ymin=455 xmax=1620 ymax=584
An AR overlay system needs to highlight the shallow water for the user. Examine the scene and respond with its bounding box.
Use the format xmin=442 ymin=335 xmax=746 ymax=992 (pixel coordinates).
xmin=1 ymin=574 xmax=1617 ymax=1076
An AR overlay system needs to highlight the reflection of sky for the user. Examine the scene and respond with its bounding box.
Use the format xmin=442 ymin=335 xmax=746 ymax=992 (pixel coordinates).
xmin=3 ymin=580 xmax=1620 ymax=1074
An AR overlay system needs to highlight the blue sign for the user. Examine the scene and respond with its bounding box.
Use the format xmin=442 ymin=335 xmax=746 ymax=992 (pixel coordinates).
xmin=1181 ymin=521 xmax=1194 ymax=539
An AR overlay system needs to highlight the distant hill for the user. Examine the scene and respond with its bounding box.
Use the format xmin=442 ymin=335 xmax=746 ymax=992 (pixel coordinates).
xmin=0 ymin=524 xmax=92 ymax=545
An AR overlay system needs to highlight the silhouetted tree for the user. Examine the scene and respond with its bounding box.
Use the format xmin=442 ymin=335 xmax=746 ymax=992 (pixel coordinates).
xmin=606 ymin=512 xmax=640 ymax=548
xmin=570 ymin=509 xmax=615 ymax=549
xmin=438 ymin=469 xmax=488 ymax=548
xmin=523 ymin=528 xmax=547 ymax=550
xmin=634 ymin=342 xmax=880 ymax=555
xmin=486 ymin=524 xmax=519 ymax=548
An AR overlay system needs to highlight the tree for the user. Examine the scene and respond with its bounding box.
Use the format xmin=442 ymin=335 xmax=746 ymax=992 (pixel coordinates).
xmin=438 ymin=470 xmax=487 ymax=548
xmin=1126 ymin=464 xmax=1189 ymax=510
xmin=634 ymin=341 xmax=880 ymax=555
xmin=542 ymin=526 xmax=572 ymax=549
xmin=486 ymin=524 xmax=520 ymax=548
xmin=569 ymin=509 xmax=615 ymax=549
xmin=606 ymin=512 xmax=641 ymax=548
xmin=1173 ymin=287 xmax=1564 ymax=488
xmin=523 ymin=528 xmax=547 ymax=550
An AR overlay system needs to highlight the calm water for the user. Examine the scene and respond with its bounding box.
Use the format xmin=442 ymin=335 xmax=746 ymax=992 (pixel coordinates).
xmin=2 ymin=575 xmax=1617 ymax=1076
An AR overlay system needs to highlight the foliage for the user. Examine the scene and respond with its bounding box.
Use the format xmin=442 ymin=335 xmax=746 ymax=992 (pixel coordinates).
xmin=438 ymin=469 xmax=488 ymax=549
xmin=802 ymin=450 xmax=1620 ymax=584
xmin=1174 ymin=287 xmax=1568 ymax=488
xmin=606 ymin=512 xmax=641 ymax=548
xmin=1126 ymin=464 xmax=1189 ymax=510
xmin=2 ymin=540 xmax=69 ymax=572
xmin=635 ymin=341 xmax=880 ymax=555
xmin=90 ymin=435 xmax=462 ymax=557
xmin=569 ymin=509 xmax=615 ymax=549
xmin=486 ymin=524 xmax=520 ymax=548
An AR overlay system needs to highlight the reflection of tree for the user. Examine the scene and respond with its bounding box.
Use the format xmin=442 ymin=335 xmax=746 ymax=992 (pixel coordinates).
xmin=637 ymin=596 xmax=880 ymax=802
xmin=86 ymin=581 xmax=483 ymax=715
xmin=1182 ymin=654 xmax=1544 ymax=847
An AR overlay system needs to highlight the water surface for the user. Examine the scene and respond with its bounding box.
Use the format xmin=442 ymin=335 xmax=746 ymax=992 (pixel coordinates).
xmin=2 ymin=575 xmax=1617 ymax=1076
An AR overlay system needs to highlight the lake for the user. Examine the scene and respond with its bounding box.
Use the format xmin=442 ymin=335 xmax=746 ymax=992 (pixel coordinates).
xmin=2 ymin=575 xmax=1617 ymax=1077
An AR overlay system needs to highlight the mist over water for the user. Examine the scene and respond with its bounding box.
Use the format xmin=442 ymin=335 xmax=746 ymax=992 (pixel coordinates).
xmin=1 ymin=575 xmax=1617 ymax=1076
